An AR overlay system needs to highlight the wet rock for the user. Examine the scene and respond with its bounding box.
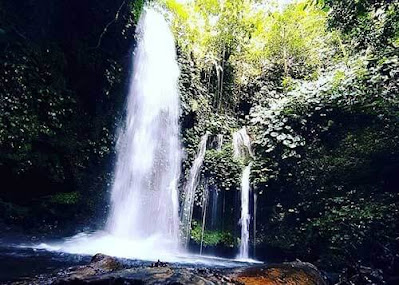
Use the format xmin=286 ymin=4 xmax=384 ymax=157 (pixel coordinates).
xmin=54 ymin=266 xmax=237 ymax=284
xmin=150 ymin=259 xmax=168 ymax=267
xmin=232 ymin=261 xmax=328 ymax=285
xmin=90 ymin=253 xmax=123 ymax=271
xmin=50 ymin=253 xmax=122 ymax=284
xmin=11 ymin=255 xmax=327 ymax=285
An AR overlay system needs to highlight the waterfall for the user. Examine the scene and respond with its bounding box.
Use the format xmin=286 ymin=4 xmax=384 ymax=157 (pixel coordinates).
xmin=253 ymin=192 xmax=257 ymax=258
xmin=210 ymin=186 xmax=219 ymax=229
xmin=233 ymin=127 xmax=254 ymax=159
xmin=216 ymin=134 xmax=224 ymax=151
xmin=107 ymin=6 xmax=181 ymax=244
xmin=238 ymin=164 xmax=252 ymax=259
xmin=233 ymin=127 xmax=253 ymax=260
xmin=199 ymin=180 xmax=209 ymax=255
xmin=36 ymin=6 xmax=184 ymax=261
xmin=181 ymin=133 xmax=209 ymax=246
xmin=32 ymin=7 xmax=262 ymax=265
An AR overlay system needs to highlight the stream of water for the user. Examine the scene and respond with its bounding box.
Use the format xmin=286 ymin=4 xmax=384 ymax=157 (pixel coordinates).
xmin=238 ymin=164 xmax=252 ymax=260
xmin=107 ymin=4 xmax=181 ymax=247
xmin=233 ymin=127 xmax=254 ymax=260
xmin=30 ymin=5 xmax=183 ymax=262
xmin=181 ymin=133 xmax=209 ymax=246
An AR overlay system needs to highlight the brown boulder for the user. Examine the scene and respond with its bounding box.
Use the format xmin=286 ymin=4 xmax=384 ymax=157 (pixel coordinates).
xmin=234 ymin=261 xmax=328 ymax=285
xmin=90 ymin=253 xmax=122 ymax=271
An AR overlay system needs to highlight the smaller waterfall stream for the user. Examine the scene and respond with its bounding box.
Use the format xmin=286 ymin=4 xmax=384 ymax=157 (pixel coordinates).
xmin=181 ymin=133 xmax=209 ymax=246
xmin=210 ymin=187 xmax=219 ymax=229
xmin=238 ymin=164 xmax=252 ymax=259
xmin=233 ymin=127 xmax=254 ymax=159
xmin=253 ymin=192 xmax=257 ymax=258
xmin=233 ymin=127 xmax=254 ymax=260
xmin=216 ymin=134 xmax=224 ymax=152
xmin=199 ymin=181 xmax=209 ymax=255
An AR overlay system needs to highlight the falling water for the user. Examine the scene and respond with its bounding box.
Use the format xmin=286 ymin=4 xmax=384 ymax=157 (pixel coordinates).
xmin=233 ymin=127 xmax=253 ymax=260
xmin=253 ymin=192 xmax=257 ymax=258
xmin=106 ymin=6 xmax=181 ymax=245
xmin=238 ymin=164 xmax=252 ymax=259
xmin=181 ymin=133 xmax=209 ymax=246
xmin=216 ymin=134 xmax=224 ymax=151
xmin=35 ymin=6 xmax=183 ymax=261
xmin=210 ymin=187 xmax=219 ymax=229
xmin=199 ymin=180 xmax=209 ymax=255
xmin=233 ymin=127 xmax=254 ymax=159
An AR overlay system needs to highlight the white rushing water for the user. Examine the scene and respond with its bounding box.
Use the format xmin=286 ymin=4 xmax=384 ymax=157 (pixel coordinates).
xmin=181 ymin=133 xmax=209 ymax=246
xmin=216 ymin=134 xmax=224 ymax=152
xmin=233 ymin=127 xmax=254 ymax=159
xmin=238 ymin=164 xmax=252 ymax=259
xmin=106 ymin=4 xmax=181 ymax=246
xmin=233 ymin=127 xmax=253 ymax=260
xmin=33 ymin=6 xmax=183 ymax=261
xmin=199 ymin=180 xmax=209 ymax=255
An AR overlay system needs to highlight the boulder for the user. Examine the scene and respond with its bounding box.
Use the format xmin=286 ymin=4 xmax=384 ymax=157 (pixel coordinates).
xmin=51 ymin=253 xmax=122 ymax=284
xmin=233 ymin=261 xmax=328 ymax=285
xmin=90 ymin=253 xmax=123 ymax=271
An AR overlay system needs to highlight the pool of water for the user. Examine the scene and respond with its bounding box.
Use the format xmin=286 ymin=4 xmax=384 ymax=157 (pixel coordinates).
xmin=0 ymin=234 xmax=262 ymax=283
xmin=0 ymin=245 xmax=90 ymax=282
xmin=22 ymin=231 xmax=262 ymax=267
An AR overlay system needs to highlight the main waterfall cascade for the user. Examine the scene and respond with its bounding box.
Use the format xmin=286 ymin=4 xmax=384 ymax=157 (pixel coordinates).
xmin=181 ymin=133 xmax=210 ymax=246
xmin=107 ymin=6 xmax=181 ymax=243
xmin=233 ymin=127 xmax=254 ymax=260
xmin=35 ymin=6 xmax=184 ymax=261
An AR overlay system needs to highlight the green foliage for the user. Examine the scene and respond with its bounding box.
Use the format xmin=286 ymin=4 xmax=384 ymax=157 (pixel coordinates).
xmin=162 ymin=0 xmax=255 ymax=65
xmin=0 ymin=44 xmax=74 ymax=175
xmin=243 ymin=0 xmax=330 ymax=79
xmin=326 ymin=0 xmax=399 ymax=51
xmin=176 ymin=3 xmax=398 ymax=280
xmin=191 ymin=220 xmax=236 ymax=247
xmin=166 ymin=1 xmax=331 ymax=81
xmin=131 ymin=0 xmax=145 ymax=23
xmin=48 ymin=192 xmax=80 ymax=205
xmin=202 ymin=144 xmax=242 ymax=191
xmin=250 ymin=46 xmax=399 ymax=279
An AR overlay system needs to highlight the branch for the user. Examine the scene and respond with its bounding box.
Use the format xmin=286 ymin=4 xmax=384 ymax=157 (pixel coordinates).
xmin=12 ymin=27 xmax=28 ymax=41
xmin=90 ymin=0 xmax=127 ymax=49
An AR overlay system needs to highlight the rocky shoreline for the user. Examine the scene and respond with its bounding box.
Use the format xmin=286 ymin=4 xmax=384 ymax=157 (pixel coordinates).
xmin=9 ymin=253 xmax=329 ymax=285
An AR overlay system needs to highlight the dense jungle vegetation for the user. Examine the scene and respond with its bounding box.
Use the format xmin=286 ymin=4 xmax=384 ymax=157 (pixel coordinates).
xmin=1 ymin=0 xmax=398 ymax=284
